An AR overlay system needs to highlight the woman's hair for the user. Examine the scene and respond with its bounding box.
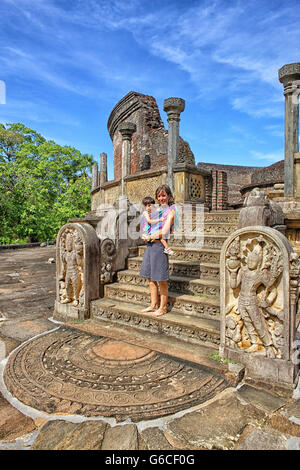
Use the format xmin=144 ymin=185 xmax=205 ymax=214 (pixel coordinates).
xmin=155 ymin=184 xmax=175 ymax=206
xmin=142 ymin=196 xmax=155 ymax=207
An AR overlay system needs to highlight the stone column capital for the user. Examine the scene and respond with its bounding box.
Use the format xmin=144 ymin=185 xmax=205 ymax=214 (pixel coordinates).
xmin=279 ymin=63 xmax=300 ymax=94
xmin=118 ymin=122 xmax=136 ymax=140
xmin=163 ymin=97 xmax=185 ymax=121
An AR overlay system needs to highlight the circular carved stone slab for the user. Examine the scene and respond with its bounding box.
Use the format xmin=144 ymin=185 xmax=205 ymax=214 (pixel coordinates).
xmin=4 ymin=328 xmax=228 ymax=422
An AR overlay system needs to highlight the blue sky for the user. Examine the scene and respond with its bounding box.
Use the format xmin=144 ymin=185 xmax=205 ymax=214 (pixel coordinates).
xmin=0 ymin=0 xmax=299 ymax=179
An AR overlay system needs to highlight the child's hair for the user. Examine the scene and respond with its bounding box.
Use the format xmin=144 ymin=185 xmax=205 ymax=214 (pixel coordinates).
xmin=155 ymin=184 xmax=175 ymax=206
xmin=142 ymin=196 xmax=155 ymax=207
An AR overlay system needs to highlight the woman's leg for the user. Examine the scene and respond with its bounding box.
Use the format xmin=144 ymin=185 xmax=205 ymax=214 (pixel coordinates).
xmin=151 ymin=281 xmax=168 ymax=316
xmin=141 ymin=278 xmax=158 ymax=312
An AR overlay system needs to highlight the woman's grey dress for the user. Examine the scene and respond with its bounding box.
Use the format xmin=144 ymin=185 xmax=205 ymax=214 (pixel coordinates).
xmin=139 ymin=242 xmax=169 ymax=281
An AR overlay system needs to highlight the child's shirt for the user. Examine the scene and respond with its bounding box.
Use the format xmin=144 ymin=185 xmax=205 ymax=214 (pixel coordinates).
xmin=141 ymin=209 xmax=162 ymax=236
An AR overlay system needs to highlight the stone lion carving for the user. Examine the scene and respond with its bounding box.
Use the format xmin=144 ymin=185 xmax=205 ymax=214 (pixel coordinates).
xmin=225 ymin=234 xmax=284 ymax=358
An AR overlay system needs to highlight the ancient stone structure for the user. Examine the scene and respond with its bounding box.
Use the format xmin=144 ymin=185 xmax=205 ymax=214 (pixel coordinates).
xmin=220 ymin=226 xmax=299 ymax=387
xmin=91 ymin=91 xmax=209 ymax=208
xmin=53 ymin=70 xmax=300 ymax=394
xmin=197 ymin=161 xmax=285 ymax=208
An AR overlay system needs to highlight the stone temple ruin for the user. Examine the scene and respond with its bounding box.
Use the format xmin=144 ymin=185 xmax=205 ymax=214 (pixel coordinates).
xmin=53 ymin=63 xmax=300 ymax=397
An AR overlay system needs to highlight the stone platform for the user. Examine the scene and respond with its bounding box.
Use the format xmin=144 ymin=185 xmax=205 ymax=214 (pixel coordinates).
xmin=0 ymin=246 xmax=300 ymax=450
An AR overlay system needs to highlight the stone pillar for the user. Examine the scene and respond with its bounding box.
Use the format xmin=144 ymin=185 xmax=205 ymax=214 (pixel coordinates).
xmin=118 ymin=122 xmax=136 ymax=196
xmin=91 ymin=162 xmax=98 ymax=191
xmin=100 ymin=152 xmax=108 ymax=186
xmin=278 ymin=63 xmax=300 ymax=197
xmin=163 ymin=97 xmax=185 ymax=194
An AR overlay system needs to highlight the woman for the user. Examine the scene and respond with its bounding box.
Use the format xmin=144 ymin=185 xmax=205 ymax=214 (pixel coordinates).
xmin=139 ymin=184 xmax=176 ymax=317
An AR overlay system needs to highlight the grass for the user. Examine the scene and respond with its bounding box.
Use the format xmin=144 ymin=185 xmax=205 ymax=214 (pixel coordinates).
xmin=208 ymin=352 xmax=237 ymax=364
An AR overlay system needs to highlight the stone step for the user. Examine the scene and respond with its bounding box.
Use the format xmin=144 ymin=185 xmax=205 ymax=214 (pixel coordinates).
xmin=137 ymin=245 xmax=221 ymax=263
xmin=168 ymin=234 xmax=228 ymax=250
xmin=203 ymin=210 xmax=240 ymax=223
xmin=104 ymin=283 xmax=220 ymax=320
xmin=65 ymin=316 xmax=225 ymax=374
xmin=128 ymin=256 xmax=220 ymax=280
xmin=116 ymin=270 xmax=220 ymax=298
xmin=90 ymin=298 xmax=220 ymax=350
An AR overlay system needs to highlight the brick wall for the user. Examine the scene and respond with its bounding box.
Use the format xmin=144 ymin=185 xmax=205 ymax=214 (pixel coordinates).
xmin=211 ymin=170 xmax=228 ymax=210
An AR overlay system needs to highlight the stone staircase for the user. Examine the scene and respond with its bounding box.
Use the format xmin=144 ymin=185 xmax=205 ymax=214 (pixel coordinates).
xmin=89 ymin=210 xmax=240 ymax=363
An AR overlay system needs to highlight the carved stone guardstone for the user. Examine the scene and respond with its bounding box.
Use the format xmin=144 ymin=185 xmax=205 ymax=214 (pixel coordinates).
xmin=220 ymin=226 xmax=299 ymax=388
xmin=54 ymin=223 xmax=100 ymax=321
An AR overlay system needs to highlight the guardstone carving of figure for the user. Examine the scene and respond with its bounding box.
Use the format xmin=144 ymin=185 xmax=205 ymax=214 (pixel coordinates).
xmin=225 ymin=234 xmax=284 ymax=359
xmin=58 ymin=229 xmax=84 ymax=306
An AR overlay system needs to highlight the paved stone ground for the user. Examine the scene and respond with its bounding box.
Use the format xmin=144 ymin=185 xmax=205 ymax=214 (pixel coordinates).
xmin=0 ymin=246 xmax=300 ymax=451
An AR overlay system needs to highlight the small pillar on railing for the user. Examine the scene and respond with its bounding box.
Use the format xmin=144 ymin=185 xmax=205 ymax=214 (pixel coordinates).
xmin=163 ymin=97 xmax=185 ymax=194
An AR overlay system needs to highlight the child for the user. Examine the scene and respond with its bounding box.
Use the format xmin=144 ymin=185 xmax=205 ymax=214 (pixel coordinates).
xmin=141 ymin=196 xmax=174 ymax=255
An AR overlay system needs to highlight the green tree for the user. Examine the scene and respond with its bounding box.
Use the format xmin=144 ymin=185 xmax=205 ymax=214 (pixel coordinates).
xmin=0 ymin=123 xmax=95 ymax=244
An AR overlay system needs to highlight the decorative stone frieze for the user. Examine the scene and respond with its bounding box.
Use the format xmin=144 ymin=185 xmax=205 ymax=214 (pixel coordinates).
xmin=92 ymin=302 xmax=220 ymax=347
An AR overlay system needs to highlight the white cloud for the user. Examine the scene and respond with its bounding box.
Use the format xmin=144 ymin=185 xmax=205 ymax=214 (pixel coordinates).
xmin=250 ymin=150 xmax=283 ymax=162
xmin=1 ymin=0 xmax=299 ymax=119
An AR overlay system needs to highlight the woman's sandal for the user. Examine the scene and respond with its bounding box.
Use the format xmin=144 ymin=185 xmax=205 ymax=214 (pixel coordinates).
xmin=140 ymin=306 xmax=158 ymax=313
